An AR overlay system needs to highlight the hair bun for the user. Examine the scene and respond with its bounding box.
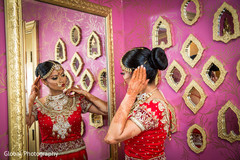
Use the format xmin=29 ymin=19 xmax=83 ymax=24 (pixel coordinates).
xmin=148 ymin=47 xmax=168 ymax=70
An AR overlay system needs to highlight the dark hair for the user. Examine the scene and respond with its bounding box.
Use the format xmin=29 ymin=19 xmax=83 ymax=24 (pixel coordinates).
xmin=122 ymin=47 xmax=168 ymax=83
xmin=35 ymin=60 xmax=60 ymax=78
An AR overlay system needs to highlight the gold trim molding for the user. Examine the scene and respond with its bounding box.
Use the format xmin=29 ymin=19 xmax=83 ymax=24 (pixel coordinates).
xmin=180 ymin=34 xmax=204 ymax=68
xmin=237 ymin=60 xmax=240 ymax=81
xmin=5 ymin=0 xmax=117 ymax=159
xmin=165 ymin=60 xmax=187 ymax=92
xmin=181 ymin=0 xmax=201 ymax=25
xmin=200 ymin=56 xmax=227 ymax=91
xmin=213 ymin=2 xmax=240 ymax=43
xmin=217 ymin=101 xmax=240 ymax=143
xmin=182 ymin=80 xmax=207 ymax=114
xmin=152 ymin=16 xmax=172 ymax=50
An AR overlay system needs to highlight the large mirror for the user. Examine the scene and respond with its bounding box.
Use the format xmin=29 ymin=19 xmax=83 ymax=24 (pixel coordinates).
xmin=5 ymin=0 xmax=117 ymax=159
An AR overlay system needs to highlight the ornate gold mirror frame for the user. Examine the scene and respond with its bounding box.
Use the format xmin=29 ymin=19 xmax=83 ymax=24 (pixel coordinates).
xmin=98 ymin=68 xmax=107 ymax=92
xmin=64 ymin=70 xmax=74 ymax=90
xmin=70 ymin=25 xmax=81 ymax=46
xmin=55 ymin=38 xmax=67 ymax=64
xmin=152 ymin=16 xmax=172 ymax=50
xmin=200 ymin=56 xmax=227 ymax=91
xmin=180 ymin=34 xmax=204 ymax=68
xmin=213 ymin=2 xmax=240 ymax=43
xmin=187 ymin=124 xmax=207 ymax=154
xmin=167 ymin=103 xmax=177 ymax=133
xmin=165 ymin=60 xmax=187 ymax=92
xmin=4 ymin=0 xmax=116 ymax=159
xmin=87 ymin=31 xmax=102 ymax=60
xmin=80 ymin=69 xmax=95 ymax=92
xmin=182 ymin=80 xmax=207 ymax=114
xmin=237 ymin=60 xmax=240 ymax=81
xmin=89 ymin=113 xmax=104 ymax=129
xmin=217 ymin=101 xmax=240 ymax=143
xmin=70 ymin=52 xmax=84 ymax=77
xmin=181 ymin=0 xmax=201 ymax=25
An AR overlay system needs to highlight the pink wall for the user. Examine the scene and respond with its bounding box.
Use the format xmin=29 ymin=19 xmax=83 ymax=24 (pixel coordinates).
xmin=0 ymin=0 xmax=8 ymax=159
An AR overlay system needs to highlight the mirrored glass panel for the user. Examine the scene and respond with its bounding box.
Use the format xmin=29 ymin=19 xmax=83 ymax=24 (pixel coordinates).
xmin=189 ymin=87 xmax=201 ymax=106
xmin=191 ymin=128 xmax=203 ymax=148
xmin=185 ymin=1 xmax=196 ymax=21
xmin=171 ymin=67 xmax=182 ymax=84
xmin=207 ymin=63 xmax=220 ymax=83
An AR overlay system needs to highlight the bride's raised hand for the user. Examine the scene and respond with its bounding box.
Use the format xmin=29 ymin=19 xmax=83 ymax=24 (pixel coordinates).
xmin=65 ymin=86 xmax=85 ymax=97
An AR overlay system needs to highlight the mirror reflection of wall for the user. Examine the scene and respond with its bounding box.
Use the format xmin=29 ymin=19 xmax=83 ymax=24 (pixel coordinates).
xmin=171 ymin=67 xmax=182 ymax=84
xmin=187 ymin=41 xmax=199 ymax=60
xmin=189 ymin=87 xmax=201 ymax=106
xmin=157 ymin=22 xmax=168 ymax=45
xmin=191 ymin=128 xmax=203 ymax=148
xmin=207 ymin=63 xmax=220 ymax=83
xmin=220 ymin=9 xmax=234 ymax=36
xmin=185 ymin=1 xmax=196 ymax=21
xmin=225 ymin=108 xmax=239 ymax=135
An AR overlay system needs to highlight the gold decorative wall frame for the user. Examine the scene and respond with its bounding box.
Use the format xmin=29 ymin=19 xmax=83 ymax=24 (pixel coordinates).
xmin=167 ymin=103 xmax=177 ymax=133
xmin=181 ymin=0 xmax=201 ymax=25
xmin=70 ymin=25 xmax=81 ymax=46
xmin=182 ymin=80 xmax=207 ymax=114
xmin=200 ymin=56 xmax=227 ymax=91
xmin=165 ymin=60 xmax=187 ymax=92
xmin=80 ymin=69 xmax=94 ymax=92
xmin=98 ymin=68 xmax=107 ymax=92
xmin=187 ymin=124 xmax=207 ymax=154
xmin=70 ymin=52 xmax=84 ymax=77
xmin=87 ymin=31 xmax=102 ymax=60
xmin=81 ymin=120 xmax=85 ymax=136
xmin=180 ymin=34 xmax=204 ymax=68
xmin=64 ymin=70 xmax=74 ymax=90
xmin=217 ymin=101 xmax=240 ymax=143
xmin=152 ymin=16 xmax=172 ymax=50
xmin=55 ymin=38 xmax=67 ymax=64
xmin=5 ymin=0 xmax=117 ymax=159
xmin=213 ymin=2 xmax=240 ymax=43
xmin=237 ymin=60 xmax=240 ymax=81
xmin=89 ymin=113 xmax=104 ymax=128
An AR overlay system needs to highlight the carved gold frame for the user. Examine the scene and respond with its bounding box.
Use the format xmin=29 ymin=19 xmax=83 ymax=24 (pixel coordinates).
xmin=70 ymin=25 xmax=81 ymax=46
xmin=237 ymin=60 xmax=240 ymax=81
xmin=55 ymin=38 xmax=67 ymax=64
xmin=181 ymin=0 xmax=201 ymax=25
xmin=152 ymin=16 xmax=172 ymax=50
xmin=165 ymin=60 xmax=187 ymax=92
xmin=213 ymin=2 xmax=240 ymax=43
xmin=4 ymin=0 xmax=117 ymax=159
xmin=200 ymin=56 xmax=227 ymax=91
xmin=98 ymin=68 xmax=107 ymax=92
xmin=87 ymin=31 xmax=102 ymax=60
xmin=80 ymin=69 xmax=94 ymax=92
xmin=182 ymin=80 xmax=207 ymax=114
xmin=180 ymin=34 xmax=204 ymax=68
xmin=187 ymin=124 xmax=207 ymax=154
xmin=70 ymin=52 xmax=84 ymax=77
xmin=89 ymin=113 xmax=104 ymax=129
xmin=64 ymin=70 xmax=74 ymax=90
xmin=217 ymin=101 xmax=240 ymax=143
xmin=167 ymin=103 xmax=177 ymax=133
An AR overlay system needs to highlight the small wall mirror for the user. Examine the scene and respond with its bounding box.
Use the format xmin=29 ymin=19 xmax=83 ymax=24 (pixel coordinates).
xmin=187 ymin=124 xmax=207 ymax=154
xmin=218 ymin=101 xmax=240 ymax=143
xmin=165 ymin=60 xmax=187 ymax=92
xmin=80 ymin=69 xmax=94 ymax=92
xmin=152 ymin=16 xmax=172 ymax=50
xmin=167 ymin=103 xmax=177 ymax=133
xmin=180 ymin=34 xmax=204 ymax=67
xmin=89 ymin=113 xmax=103 ymax=128
xmin=87 ymin=31 xmax=102 ymax=59
xmin=98 ymin=68 xmax=107 ymax=92
xmin=70 ymin=52 xmax=84 ymax=77
xmin=64 ymin=70 xmax=74 ymax=90
xmin=70 ymin=25 xmax=81 ymax=46
xmin=201 ymin=56 xmax=227 ymax=91
xmin=213 ymin=2 xmax=240 ymax=43
xmin=237 ymin=60 xmax=240 ymax=81
xmin=182 ymin=80 xmax=207 ymax=114
xmin=55 ymin=38 xmax=67 ymax=64
xmin=181 ymin=0 xmax=200 ymax=25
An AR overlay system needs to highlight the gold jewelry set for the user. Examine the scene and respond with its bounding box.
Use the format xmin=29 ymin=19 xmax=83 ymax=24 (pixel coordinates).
xmin=42 ymin=61 xmax=62 ymax=79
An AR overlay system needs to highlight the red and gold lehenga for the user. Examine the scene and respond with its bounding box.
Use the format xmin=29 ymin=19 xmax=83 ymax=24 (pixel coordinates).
xmin=32 ymin=94 xmax=92 ymax=160
xmin=124 ymin=99 xmax=171 ymax=160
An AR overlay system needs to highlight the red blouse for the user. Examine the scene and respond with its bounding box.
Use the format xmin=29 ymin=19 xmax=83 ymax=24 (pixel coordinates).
xmin=124 ymin=99 xmax=171 ymax=160
xmin=32 ymin=95 xmax=91 ymax=160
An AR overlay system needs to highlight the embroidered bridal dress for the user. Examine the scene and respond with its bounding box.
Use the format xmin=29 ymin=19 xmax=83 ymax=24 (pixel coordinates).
xmin=124 ymin=96 xmax=171 ymax=160
xmin=32 ymin=93 xmax=92 ymax=160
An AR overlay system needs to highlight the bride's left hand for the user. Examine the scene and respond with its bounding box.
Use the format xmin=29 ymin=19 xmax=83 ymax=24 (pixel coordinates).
xmin=64 ymin=87 xmax=85 ymax=97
